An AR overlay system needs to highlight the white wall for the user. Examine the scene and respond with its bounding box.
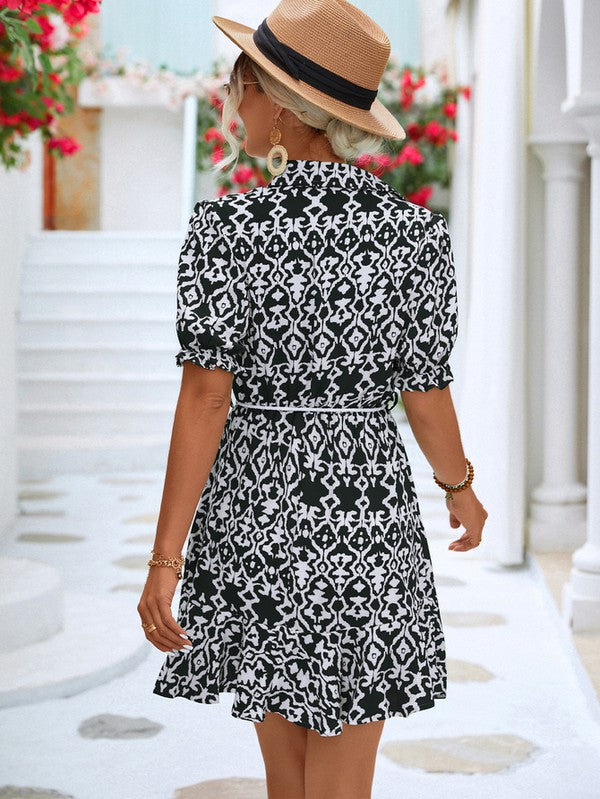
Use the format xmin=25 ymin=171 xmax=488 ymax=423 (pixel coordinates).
xmin=0 ymin=132 xmax=43 ymax=542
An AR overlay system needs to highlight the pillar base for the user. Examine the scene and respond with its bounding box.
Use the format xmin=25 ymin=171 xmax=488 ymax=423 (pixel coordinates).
xmin=528 ymin=507 xmax=587 ymax=551
xmin=562 ymin=570 xmax=600 ymax=632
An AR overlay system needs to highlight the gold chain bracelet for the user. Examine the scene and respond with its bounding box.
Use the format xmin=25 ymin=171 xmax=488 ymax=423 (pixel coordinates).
xmin=147 ymin=549 xmax=185 ymax=579
xmin=433 ymin=458 xmax=474 ymax=501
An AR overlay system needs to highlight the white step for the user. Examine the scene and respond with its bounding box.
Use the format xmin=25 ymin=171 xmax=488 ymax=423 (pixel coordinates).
xmin=24 ymin=230 xmax=181 ymax=265
xmin=19 ymin=318 xmax=175 ymax=347
xmin=0 ymin=558 xmax=63 ymax=653
xmin=22 ymin=262 xmax=175 ymax=292
xmin=22 ymin=289 xmax=174 ymax=318
xmin=20 ymin=404 xmax=175 ymax=437
xmin=18 ymin=433 xmax=170 ymax=479
xmin=17 ymin=232 xmax=187 ymax=477
xmin=18 ymin=343 xmax=177 ymax=373
xmin=0 ymin=586 xmax=148 ymax=708
xmin=19 ymin=372 xmax=180 ymax=405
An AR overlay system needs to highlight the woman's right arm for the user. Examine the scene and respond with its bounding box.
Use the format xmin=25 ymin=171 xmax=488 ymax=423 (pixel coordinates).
xmin=401 ymin=384 xmax=488 ymax=552
xmin=137 ymin=363 xmax=233 ymax=653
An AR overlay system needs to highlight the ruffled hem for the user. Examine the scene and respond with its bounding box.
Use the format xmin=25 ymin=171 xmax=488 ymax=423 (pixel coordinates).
xmin=175 ymin=347 xmax=238 ymax=373
xmin=152 ymin=616 xmax=447 ymax=738
xmin=152 ymin=679 xmax=446 ymax=737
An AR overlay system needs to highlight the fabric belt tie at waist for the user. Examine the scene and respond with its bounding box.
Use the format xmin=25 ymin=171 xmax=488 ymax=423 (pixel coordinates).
xmin=234 ymin=401 xmax=388 ymax=413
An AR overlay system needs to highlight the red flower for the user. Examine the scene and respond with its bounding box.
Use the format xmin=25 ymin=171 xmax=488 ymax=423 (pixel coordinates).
xmin=422 ymin=120 xmax=448 ymax=146
xmin=0 ymin=111 xmax=23 ymax=125
xmin=63 ymin=1 xmax=100 ymax=24
xmin=0 ymin=63 xmax=23 ymax=81
xmin=459 ymin=85 xmax=471 ymax=100
xmin=397 ymin=144 xmax=424 ymax=166
xmin=0 ymin=0 xmax=42 ymax=14
xmin=204 ymin=127 xmax=225 ymax=143
xmin=34 ymin=14 xmax=55 ymax=50
xmin=231 ymin=165 xmax=254 ymax=184
xmin=405 ymin=186 xmax=433 ymax=207
xmin=210 ymin=145 xmax=224 ymax=163
xmin=406 ymin=122 xmax=422 ymax=140
xmin=443 ymin=102 xmax=457 ymax=118
xmin=374 ymin=153 xmax=393 ymax=169
xmin=354 ymin=153 xmax=372 ymax=168
xmin=47 ymin=135 xmax=81 ymax=155
xmin=401 ymin=68 xmax=413 ymax=88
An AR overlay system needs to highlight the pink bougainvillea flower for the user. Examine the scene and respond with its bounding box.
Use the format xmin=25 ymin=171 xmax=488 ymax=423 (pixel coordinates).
xmin=210 ymin=144 xmax=224 ymax=163
xmin=422 ymin=119 xmax=448 ymax=146
xmin=47 ymin=135 xmax=81 ymax=155
xmin=0 ymin=63 xmax=23 ymax=81
xmin=62 ymin=1 xmax=100 ymax=25
xmin=373 ymin=153 xmax=393 ymax=170
xmin=0 ymin=111 xmax=23 ymax=125
xmin=443 ymin=102 xmax=457 ymax=118
xmin=204 ymin=127 xmax=225 ymax=143
xmin=397 ymin=144 xmax=424 ymax=166
xmin=34 ymin=14 xmax=55 ymax=50
xmin=231 ymin=165 xmax=254 ymax=184
xmin=400 ymin=68 xmax=413 ymax=88
xmin=1 ymin=0 xmax=42 ymax=15
xmin=354 ymin=153 xmax=372 ymax=169
xmin=406 ymin=122 xmax=422 ymax=140
xmin=405 ymin=185 xmax=433 ymax=207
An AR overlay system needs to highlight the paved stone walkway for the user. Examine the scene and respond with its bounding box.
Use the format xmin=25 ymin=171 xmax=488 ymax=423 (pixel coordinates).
xmin=1 ymin=418 xmax=600 ymax=798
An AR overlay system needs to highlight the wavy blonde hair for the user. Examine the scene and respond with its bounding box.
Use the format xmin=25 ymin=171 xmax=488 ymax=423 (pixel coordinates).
xmin=212 ymin=51 xmax=389 ymax=174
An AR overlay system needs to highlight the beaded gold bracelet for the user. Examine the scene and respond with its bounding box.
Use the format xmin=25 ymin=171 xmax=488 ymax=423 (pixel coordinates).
xmin=433 ymin=458 xmax=474 ymax=501
xmin=147 ymin=549 xmax=185 ymax=579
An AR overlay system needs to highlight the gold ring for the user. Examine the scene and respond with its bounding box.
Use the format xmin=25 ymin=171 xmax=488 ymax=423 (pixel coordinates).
xmin=141 ymin=622 xmax=153 ymax=629
xmin=146 ymin=624 xmax=157 ymax=633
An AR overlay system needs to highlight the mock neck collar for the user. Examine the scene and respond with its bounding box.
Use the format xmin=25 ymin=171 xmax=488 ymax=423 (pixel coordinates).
xmin=269 ymin=158 xmax=387 ymax=190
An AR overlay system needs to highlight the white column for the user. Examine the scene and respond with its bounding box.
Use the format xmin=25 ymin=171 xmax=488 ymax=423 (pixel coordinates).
xmin=560 ymin=109 xmax=600 ymax=631
xmin=528 ymin=139 xmax=588 ymax=551
xmin=457 ymin=1 xmax=526 ymax=565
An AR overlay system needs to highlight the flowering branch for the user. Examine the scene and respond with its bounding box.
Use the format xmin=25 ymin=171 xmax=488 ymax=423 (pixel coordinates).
xmin=0 ymin=0 xmax=101 ymax=170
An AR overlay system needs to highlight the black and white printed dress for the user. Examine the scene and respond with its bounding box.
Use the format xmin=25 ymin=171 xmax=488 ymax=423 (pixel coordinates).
xmin=153 ymin=158 xmax=459 ymax=737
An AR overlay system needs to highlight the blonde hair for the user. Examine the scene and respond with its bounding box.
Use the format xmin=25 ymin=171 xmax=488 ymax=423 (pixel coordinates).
xmin=212 ymin=51 xmax=389 ymax=174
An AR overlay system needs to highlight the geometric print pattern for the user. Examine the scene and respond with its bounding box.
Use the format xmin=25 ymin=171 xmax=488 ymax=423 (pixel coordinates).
xmin=152 ymin=158 xmax=459 ymax=736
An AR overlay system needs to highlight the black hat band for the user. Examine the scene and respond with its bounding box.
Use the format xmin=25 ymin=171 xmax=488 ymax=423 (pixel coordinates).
xmin=252 ymin=18 xmax=377 ymax=111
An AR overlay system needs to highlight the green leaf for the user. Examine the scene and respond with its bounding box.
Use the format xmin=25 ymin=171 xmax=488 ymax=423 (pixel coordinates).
xmin=24 ymin=17 xmax=43 ymax=34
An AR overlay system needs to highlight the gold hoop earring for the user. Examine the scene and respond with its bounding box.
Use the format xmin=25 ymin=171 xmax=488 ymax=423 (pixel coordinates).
xmin=266 ymin=118 xmax=288 ymax=176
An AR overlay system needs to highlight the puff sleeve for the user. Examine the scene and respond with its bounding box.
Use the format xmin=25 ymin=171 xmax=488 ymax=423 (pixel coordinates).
xmin=393 ymin=212 xmax=458 ymax=392
xmin=175 ymin=200 xmax=250 ymax=373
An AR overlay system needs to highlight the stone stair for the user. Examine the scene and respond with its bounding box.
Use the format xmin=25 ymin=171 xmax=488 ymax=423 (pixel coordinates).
xmin=17 ymin=231 xmax=184 ymax=479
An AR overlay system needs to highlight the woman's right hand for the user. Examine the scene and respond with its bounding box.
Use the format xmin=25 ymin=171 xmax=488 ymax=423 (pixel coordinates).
xmin=446 ymin=487 xmax=488 ymax=552
xmin=137 ymin=567 xmax=193 ymax=653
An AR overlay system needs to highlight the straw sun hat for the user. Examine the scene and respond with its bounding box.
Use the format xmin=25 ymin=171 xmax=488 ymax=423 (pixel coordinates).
xmin=211 ymin=0 xmax=406 ymax=141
